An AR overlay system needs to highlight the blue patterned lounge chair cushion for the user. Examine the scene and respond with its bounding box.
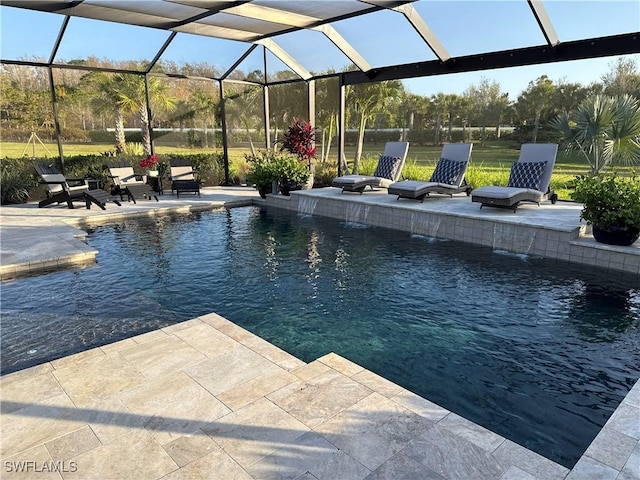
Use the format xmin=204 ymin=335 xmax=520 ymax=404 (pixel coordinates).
xmin=373 ymin=155 xmax=402 ymax=180
xmin=429 ymin=158 xmax=466 ymax=185
xmin=507 ymin=161 xmax=547 ymax=190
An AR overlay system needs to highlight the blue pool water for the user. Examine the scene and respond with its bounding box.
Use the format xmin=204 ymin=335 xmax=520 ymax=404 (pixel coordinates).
xmin=2 ymin=206 xmax=639 ymax=468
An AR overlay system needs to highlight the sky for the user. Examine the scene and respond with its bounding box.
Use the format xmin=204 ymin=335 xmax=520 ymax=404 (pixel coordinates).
xmin=1 ymin=1 xmax=638 ymax=101
xmin=402 ymin=55 xmax=640 ymax=99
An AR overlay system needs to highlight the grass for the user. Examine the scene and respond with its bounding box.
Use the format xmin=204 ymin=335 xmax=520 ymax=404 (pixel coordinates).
xmin=0 ymin=139 xmax=625 ymax=201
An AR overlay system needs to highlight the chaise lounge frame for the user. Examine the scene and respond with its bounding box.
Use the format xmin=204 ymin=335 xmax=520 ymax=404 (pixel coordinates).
xmin=470 ymin=143 xmax=559 ymax=212
xmin=387 ymin=143 xmax=474 ymax=202
xmin=332 ymin=141 xmax=410 ymax=194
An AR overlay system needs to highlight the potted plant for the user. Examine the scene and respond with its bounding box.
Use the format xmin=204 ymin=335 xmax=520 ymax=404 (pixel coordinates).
xmin=279 ymin=117 xmax=316 ymax=189
xmin=246 ymin=151 xmax=279 ymax=198
xmin=272 ymin=154 xmax=311 ymax=196
xmin=140 ymin=154 xmax=160 ymax=177
xmin=571 ymin=173 xmax=640 ymax=246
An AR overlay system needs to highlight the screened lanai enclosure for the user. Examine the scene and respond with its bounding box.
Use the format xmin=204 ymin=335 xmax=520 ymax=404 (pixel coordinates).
xmin=1 ymin=1 xmax=639 ymax=181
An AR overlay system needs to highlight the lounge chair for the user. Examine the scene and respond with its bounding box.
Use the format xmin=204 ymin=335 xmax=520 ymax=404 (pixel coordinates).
xmin=107 ymin=161 xmax=158 ymax=203
xmin=387 ymin=143 xmax=473 ymax=202
xmin=331 ymin=141 xmax=410 ymax=193
xmin=170 ymin=159 xmax=200 ymax=198
xmin=470 ymin=143 xmax=559 ymax=212
xmin=35 ymin=164 xmax=121 ymax=210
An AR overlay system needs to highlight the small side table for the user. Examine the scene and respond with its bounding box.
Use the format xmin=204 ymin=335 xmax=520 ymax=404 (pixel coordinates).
xmin=147 ymin=176 xmax=163 ymax=195
xmin=85 ymin=178 xmax=103 ymax=190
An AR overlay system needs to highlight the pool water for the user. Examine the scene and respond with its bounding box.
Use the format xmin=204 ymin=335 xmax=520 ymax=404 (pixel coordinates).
xmin=2 ymin=206 xmax=639 ymax=468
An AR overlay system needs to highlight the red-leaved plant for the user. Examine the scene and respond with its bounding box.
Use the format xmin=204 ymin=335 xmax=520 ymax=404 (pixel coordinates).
xmin=280 ymin=117 xmax=316 ymax=165
xmin=139 ymin=154 xmax=159 ymax=169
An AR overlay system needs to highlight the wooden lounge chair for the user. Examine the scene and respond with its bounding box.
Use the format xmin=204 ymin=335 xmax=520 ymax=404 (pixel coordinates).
xmin=107 ymin=161 xmax=158 ymax=203
xmin=470 ymin=143 xmax=559 ymax=212
xmin=387 ymin=143 xmax=473 ymax=202
xmin=35 ymin=164 xmax=121 ymax=210
xmin=331 ymin=141 xmax=410 ymax=193
xmin=169 ymin=159 xmax=200 ymax=198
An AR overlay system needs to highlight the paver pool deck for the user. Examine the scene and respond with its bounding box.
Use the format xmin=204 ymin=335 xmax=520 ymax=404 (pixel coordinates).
xmin=1 ymin=186 xmax=638 ymax=479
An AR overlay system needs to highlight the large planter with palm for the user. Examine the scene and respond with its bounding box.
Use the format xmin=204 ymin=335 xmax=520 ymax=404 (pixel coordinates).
xmin=572 ymin=174 xmax=640 ymax=246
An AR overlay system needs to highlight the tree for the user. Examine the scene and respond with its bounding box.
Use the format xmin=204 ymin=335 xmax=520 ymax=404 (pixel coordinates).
xmin=191 ymin=90 xmax=219 ymax=148
xmin=430 ymin=93 xmax=449 ymax=145
xmin=601 ymin=57 xmax=640 ymax=99
xmin=346 ymin=80 xmax=404 ymax=174
xmin=171 ymin=100 xmax=196 ymax=132
xmin=550 ymin=94 xmax=640 ymax=175
xmin=444 ymin=94 xmax=465 ymax=142
xmin=224 ymin=83 xmax=262 ymax=155
xmin=551 ymin=81 xmax=592 ymax=117
xmin=112 ymin=73 xmax=176 ymax=156
xmin=465 ymin=78 xmax=509 ymax=146
xmin=86 ymin=72 xmax=127 ymax=153
xmin=515 ymin=75 xmax=556 ymax=143
xmin=315 ymin=77 xmax=339 ymax=165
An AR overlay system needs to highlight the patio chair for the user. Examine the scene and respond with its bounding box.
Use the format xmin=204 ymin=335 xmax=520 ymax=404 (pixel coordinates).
xmin=387 ymin=143 xmax=474 ymax=202
xmin=470 ymin=143 xmax=559 ymax=212
xmin=35 ymin=164 xmax=121 ymax=210
xmin=331 ymin=141 xmax=410 ymax=193
xmin=169 ymin=159 xmax=200 ymax=198
xmin=107 ymin=161 xmax=158 ymax=203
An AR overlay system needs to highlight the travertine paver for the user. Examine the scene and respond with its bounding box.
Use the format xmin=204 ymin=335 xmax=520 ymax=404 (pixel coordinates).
xmin=314 ymin=392 xmax=434 ymax=471
xmin=402 ymin=425 xmax=509 ymax=479
xmin=0 ymin=314 xmax=638 ymax=479
xmin=267 ymin=369 xmax=373 ymax=428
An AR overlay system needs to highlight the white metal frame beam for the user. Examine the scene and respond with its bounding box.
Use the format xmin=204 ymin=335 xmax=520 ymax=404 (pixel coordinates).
xmin=528 ymin=0 xmax=560 ymax=46
xmin=393 ymin=3 xmax=450 ymax=62
xmin=312 ymin=24 xmax=372 ymax=73
xmin=255 ymin=38 xmax=311 ymax=80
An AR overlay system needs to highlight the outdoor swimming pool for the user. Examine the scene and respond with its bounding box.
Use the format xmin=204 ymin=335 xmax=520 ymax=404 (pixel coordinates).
xmin=1 ymin=206 xmax=639 ymax=468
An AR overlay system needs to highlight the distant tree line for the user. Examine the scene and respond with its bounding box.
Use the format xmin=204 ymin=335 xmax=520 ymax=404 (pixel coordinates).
xmin=1 ymin=55 xmax=638 ymax=172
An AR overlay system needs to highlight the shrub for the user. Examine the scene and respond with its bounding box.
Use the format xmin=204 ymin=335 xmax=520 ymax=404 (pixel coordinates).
xmin=464 ymin=164 xmax=510 ymax=189
xmin=229 ymin=156 xmax=250 ymax=185
xmin=123 ymin=142 xmax=144 ymax=156
xmin=246 ymin=151 xmax=279 ymax=193
xmin=1 ymin=159 xmax=38 ymax=204
xmin=313 ymin=162 xmax=337 ymax=187
xmin=164 ymin=152 xmax=225 ymax=186
xmin=400 ymin=159 xmax=432 ymax=181
xmin=571 ymin=173 xmax=640 ymax=228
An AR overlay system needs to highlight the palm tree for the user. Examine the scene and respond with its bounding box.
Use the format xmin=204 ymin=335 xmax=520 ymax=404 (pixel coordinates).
xmin=550 ymin=94 xmax=640 ymax=175
xmin=191 ymin=90 xmax=219 ymax=148
xmin=85 ymin=72 xmax=126 ymax=153
xmin=112 ymin=73 xmax=176 ymax=156
xmin=346 ymin=80 xmax=403 ymax=174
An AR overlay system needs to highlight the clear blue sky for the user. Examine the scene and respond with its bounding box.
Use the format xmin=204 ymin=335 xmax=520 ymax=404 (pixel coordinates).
xmin=1 ymin=1 xmax=638 ymax=100
xmin=403 ymin=55 xmax=640 ymax=99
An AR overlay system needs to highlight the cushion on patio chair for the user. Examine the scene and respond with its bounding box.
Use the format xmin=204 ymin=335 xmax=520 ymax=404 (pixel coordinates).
xmin=429 ymin=158 xmax=466 ymax=185
xmin=373 ymin=156 xmax=402 ymax=180
xmin=507 ymin=161 xmax=547 ymax=190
